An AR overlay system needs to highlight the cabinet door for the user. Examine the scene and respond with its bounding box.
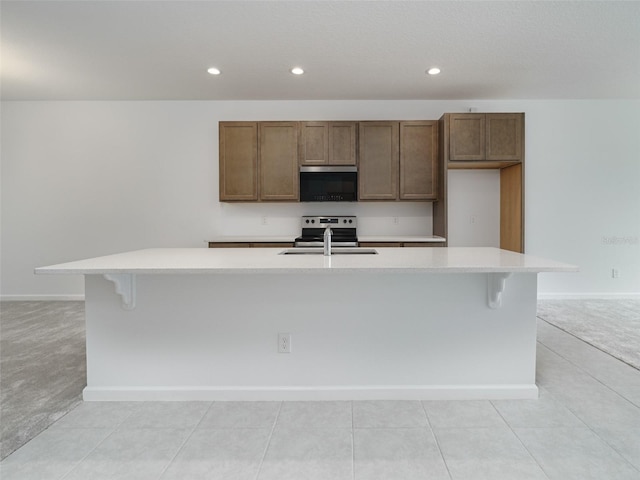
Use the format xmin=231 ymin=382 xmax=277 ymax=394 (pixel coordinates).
xmin=329 ymin=122 xmax=357 ymax=165
xmin=300 ymin=122 xmax=329 ymax=165
xmin=486 ymin=114 xmax=523 ymax=161
xmin=403 ymin=243 xmax=442 ymax=247
xmin=400 ymin=121 xmax=438 ymax=200
xmin=300 ymin=122 xmax=357 ymax=165
xmin=358 ymin=122 xmax=399 ymax=200
xmin=358 ymin=242 xmax=402 ymax=247
xmin=208 ymin=242 xmax=252 ymax=248
xmin=219 ymin=122 xmax=258 ymax=201
xmin=251 ymin=243 xmax=294 ymax=248
xmin=259 ymin=122 xmax=299 ymax=201
xmin=449 ymin=114 xmax=485 ymax=161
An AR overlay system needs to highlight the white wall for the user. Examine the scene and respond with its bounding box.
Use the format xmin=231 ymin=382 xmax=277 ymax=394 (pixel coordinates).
xmin=1 ymin=100 xmax=638 ymax=297
xmin=520 ymin=101 xmax=640 ymax=296
xmin=446 ymin=170 xmax=500 ymax=248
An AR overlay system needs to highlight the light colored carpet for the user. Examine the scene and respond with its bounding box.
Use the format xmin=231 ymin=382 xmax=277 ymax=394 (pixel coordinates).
xmin=0 ymin=301 xmax=86 ymax=460
xmin=537 ymin=298 xmax=640 ymax=370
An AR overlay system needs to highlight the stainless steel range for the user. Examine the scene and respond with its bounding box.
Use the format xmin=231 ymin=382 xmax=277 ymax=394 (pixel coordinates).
xmin=294 ymin=216 xmax=358 ymax=247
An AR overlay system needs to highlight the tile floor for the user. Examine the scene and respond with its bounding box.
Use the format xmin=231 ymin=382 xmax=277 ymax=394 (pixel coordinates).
xmin=1 ymin=319 xmax=640 ymax=479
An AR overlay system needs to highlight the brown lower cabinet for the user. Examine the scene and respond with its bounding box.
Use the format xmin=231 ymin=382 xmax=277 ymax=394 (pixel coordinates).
xmin=358 ymin=242 xmax=443 ymax=248
xmin=403 ymin=242 xmax=444 ymax=247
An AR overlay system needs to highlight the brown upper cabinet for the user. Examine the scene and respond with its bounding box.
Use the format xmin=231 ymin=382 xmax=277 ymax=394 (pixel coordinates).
xmin=399 ymin=121 xmax=438 ymax=200
xmin=259 ymin=122 xmax=299 ymax=201
xmin=358 ymin=122 xmax=399 ymax=200
xmin=448 ymin=113 xmax=523 ymax=165
xmin=219 ymin=122 xmax=258 ymax=201
xmin=219 ymin=121 xmax=299 ymax=202
xmin=300 ymin=122 xmax=357 ymax=165
xmin=359 ymin=121 xmax=438 ymax=201
xmin=220 ymin=119 xmax=439 ymax=203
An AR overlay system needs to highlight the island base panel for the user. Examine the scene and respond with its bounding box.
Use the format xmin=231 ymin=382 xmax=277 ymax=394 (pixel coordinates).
xmin=84 ymin=272 xmax=539 ymax=400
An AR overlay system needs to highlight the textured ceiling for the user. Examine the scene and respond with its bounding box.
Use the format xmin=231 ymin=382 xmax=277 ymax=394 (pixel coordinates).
xmin=2 ymin=1 xmax=639 ymax=100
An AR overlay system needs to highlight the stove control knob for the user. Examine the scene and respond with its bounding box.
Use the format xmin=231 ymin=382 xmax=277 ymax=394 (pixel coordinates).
xmin=348 ymin=219 xmax=353 ymax=224
xmin=311 ymin=219 xmax=315 ymax=224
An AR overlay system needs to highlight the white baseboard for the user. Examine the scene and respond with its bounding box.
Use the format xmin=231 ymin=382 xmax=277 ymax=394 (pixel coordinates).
xmin=538 ymin=293 xmax=640 ymax=300
xmin=1 ymin=295 xmax=85 ymax=301
xmin=83 ymin=384 xmax=539 ymax=402
xmin=3 ymin=293 xmax=637 ymax=302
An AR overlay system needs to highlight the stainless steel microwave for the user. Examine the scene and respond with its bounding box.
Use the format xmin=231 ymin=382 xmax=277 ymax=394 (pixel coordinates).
xmin=299 ymin=166 xmax=358 ymax=202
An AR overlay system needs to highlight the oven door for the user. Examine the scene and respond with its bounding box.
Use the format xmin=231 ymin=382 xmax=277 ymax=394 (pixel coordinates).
xmin=295 ymin=228 xmax=358 ymax=247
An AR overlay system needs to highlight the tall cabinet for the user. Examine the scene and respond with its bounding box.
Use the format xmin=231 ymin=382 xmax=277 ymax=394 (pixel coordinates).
xmin=437 ymin=112 xmax=525 ymax=253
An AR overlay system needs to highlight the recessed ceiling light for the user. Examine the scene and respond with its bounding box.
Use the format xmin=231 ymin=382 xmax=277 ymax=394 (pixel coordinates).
xmin=207 ymin=67 xmax=221 ymax=75
xmin=290 ymin=67 xmax=305 ymax=75
xmin=427 ymin=67 xmax=441 ymax=75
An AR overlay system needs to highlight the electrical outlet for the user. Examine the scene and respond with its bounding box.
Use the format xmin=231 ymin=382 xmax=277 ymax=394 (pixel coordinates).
xmin=393 ymin=217 xmax=399 ymax=225
xmin=262 ymin=216 xmax=268 ymax=225
xmin=470 ymin=214 xmax=477 ymax=224
xmin=612 ymin=268 xmax=620 ymax=279
xmin=278 ymin=333 xmax=291 ymax=353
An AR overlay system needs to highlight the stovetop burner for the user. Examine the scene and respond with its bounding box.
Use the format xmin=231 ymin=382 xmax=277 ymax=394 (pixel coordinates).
xmin=295 ymin=216 xmax=358 ymax=247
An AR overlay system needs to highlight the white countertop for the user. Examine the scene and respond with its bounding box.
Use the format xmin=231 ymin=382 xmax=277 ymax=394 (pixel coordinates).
xmin=35 ymin=247 xmax=578 ymax=275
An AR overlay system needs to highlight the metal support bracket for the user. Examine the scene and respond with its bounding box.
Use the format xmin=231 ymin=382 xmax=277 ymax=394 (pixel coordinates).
xmin=487 ymin=272 xmax=512 ymax=309
xmin=103 ymin=273 xmax=136 ymax=310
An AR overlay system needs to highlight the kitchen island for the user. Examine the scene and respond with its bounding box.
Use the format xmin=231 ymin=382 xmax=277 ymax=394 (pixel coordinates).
xmin=36 ymin=247 xmax=577 ymax=401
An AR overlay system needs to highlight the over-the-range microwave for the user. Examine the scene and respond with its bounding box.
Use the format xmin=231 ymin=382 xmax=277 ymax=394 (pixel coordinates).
xmin=299 ymin=166 xmax=357 ymax=202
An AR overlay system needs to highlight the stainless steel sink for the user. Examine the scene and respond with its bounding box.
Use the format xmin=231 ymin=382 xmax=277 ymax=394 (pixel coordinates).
xmin=279 ymin=248 xmax=378 ymax=255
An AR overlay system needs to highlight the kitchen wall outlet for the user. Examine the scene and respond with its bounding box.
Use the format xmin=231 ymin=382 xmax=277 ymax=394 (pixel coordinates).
xmin=393 ymin=217 xmax=399 ymax=225
xmin=278 ymin=333 xmax=291 ymax=353
xmin=262 ymin=216 xmax=268 ymax=225
xmin=612 ymin=268 xmax=620 ymax=279
xmin=470 ymin=214 xmax=477 ymax=224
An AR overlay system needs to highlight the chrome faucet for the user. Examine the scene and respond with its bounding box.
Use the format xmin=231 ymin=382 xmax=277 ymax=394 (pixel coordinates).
xmin=323 ymin=226 xmax=332 ymax=256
